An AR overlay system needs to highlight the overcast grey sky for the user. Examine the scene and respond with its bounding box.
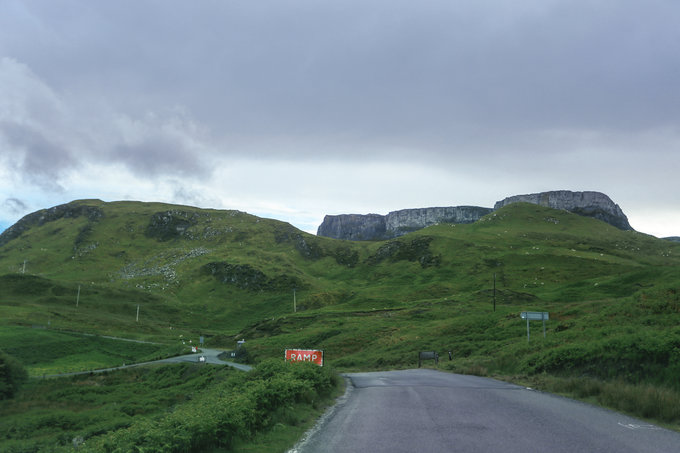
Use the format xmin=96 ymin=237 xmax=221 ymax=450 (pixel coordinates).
xmin=1 ymin=0 xmax=678 ymax=237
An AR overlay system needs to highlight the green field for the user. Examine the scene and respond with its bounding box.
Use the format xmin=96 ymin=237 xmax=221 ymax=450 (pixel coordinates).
xmin=1 ymin=199 xmax=679 ymax=450
xmin=0 ymin=326 xmax=187 ymax=376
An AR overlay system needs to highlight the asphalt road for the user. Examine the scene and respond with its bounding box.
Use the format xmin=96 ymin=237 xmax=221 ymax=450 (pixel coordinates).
xmin=41 ymin=347 xmax=251 ymax=378
xmin=156 ymin=347 xmax=252 ymax=371
xmin=292 ymin=369 xmax=680 ymax=453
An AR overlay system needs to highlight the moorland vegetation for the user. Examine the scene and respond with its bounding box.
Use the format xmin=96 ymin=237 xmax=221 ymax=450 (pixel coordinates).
xmin=0 ymin=199 xmax=678 ymax=451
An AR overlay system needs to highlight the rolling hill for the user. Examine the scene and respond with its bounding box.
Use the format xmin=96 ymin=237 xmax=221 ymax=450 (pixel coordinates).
xmin=2 ymin=198 xmax=680 ymax=450
xmin=1 ymin=198 xmax=679 ymax=379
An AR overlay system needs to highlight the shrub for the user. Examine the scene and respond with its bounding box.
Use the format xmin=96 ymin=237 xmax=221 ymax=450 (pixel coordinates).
xmin=521 ymin=329 xmax=680 ymax=388
xmin=0 ymin=349 xmax=27 ymax=399
xmin=81 ymin=360 xmax=339 ymax=452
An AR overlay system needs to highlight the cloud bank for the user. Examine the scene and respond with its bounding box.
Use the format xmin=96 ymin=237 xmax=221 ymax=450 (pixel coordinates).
xmin=0 ymin=1 xmax=678 ymax=236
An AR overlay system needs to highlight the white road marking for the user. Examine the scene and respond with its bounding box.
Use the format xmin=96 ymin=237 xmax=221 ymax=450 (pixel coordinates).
xmin=618 ymin=422 xmax=662 ymax=430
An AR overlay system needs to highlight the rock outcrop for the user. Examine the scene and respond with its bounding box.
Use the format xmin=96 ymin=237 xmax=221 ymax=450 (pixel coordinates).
xmin=316 ymin=214 xmax=387 ymax=241
xmin=386 ymin=206 xmax=493 ymax=237
xmin=317 ymin=190 xmax=634 ymax=240
xmin=494 ymin=190 xmax=633 ymax=231
xmin=317 ymin=206 xmax=493 ymax=241
xmin=0 ymin=200 xmax=104 ymax=247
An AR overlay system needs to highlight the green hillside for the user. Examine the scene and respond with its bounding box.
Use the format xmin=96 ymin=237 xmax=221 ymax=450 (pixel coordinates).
xmin=1 ymin=199 xmax=678 ymax=366
xmin=1 ymin=199 xmax=679 ymax=448
xmin=0 ymin=199 xmax=372 ymax=337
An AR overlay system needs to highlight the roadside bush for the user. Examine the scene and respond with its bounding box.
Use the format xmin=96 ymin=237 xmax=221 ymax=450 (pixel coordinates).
xmin=0 ymin=349 xmax=27 ymax=399
xmin=522 ymin=329 xmax=680 ymax=388
xmin=82 ymin=360 xmax=338 ymax=452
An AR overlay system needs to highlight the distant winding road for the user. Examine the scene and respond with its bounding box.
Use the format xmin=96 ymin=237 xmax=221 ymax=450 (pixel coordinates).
xmin=41 ymin=347 xmax=251 ymax=378
xmin=152 ymin=347 xmax=252 ymax=371
xmin=292 ymin=369 xmax=680 ymax=453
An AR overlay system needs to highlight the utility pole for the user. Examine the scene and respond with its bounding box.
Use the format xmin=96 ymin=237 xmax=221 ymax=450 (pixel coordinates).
xmin=493 ymin=273 xmax=496 ymax=312
xmin=76 ymin=285 xmax=81 ymax=308
xmin=293 ymin=288 xmax=297 ymax=313
xmin=22 ymin=260 xmax=26 ymax=274
xmin=136 ymin=304 xmax=140 ymax=322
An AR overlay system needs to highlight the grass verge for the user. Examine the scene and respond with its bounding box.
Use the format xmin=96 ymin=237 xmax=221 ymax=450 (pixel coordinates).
xmin=523 ymin=374 xmax=680 ymax=430
xmin=447 ymin=370 xmax=680 ymax=432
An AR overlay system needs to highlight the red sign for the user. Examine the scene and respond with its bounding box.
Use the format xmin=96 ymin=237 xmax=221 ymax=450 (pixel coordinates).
xmin=285 ymin=349 xmax=324 ymax=366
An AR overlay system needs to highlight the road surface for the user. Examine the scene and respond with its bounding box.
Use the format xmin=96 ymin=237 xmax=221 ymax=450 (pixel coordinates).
xmin=292 ymin=369 xmax=680 ymax=453
xmin=155 ymin=347 xmax=252 ymax=371
xmin=41 ymin=347 xmax=251 ymax=378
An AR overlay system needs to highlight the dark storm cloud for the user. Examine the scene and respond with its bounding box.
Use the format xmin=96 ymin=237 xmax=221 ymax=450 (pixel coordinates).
xmin=5 ymin=0 xmax=679 ymax=161
xmin=1 ymin=1 xmax=679 ymax=237
xmin=0 ymin=54 xmax=213 ymax=185
xmin=0 ymin=121 xmax=75 ymax=190
xmin=113 ymin=136 xmax=210 ymax=179
xmin=3 ymin=197 xmax=28 ymax=215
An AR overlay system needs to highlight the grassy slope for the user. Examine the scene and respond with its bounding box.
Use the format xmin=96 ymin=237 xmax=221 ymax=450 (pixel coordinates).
xmin=1 ymin=200 xmax=678 ymax=370
xmin=0 ymin=200 xmax=374 ymax=338
xmin=0 ymin=326 xmax=187 ymax=377
xmin=1 ymin=199 xmax=680 ymax=447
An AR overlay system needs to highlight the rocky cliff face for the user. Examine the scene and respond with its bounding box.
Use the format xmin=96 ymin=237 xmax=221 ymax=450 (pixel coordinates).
xmin=494 ymin=190 xmax=633 ymax=231
xmin=386 ymin=206 xmax=493 ymax=237
xmin=316 ymin=214 xmax=387 ymax=241
xmin=317 ymin=190 xmax=634 ymax=240
xmin=317 ymin=206 xmax=493 ymax=240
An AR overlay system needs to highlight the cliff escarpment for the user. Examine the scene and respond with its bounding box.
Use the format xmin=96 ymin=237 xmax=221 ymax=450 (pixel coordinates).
xmin=386 ymin=206 xmax=494 ymax=237
xmin=317 ymin=190 xmax=633 ymax=240
xmin=494 ymin=191 xmax=633 ymax=231
xmin=315 ymin=214 xmax=387 ymax=241
xmin=317 ymin=206 xmax=493 ymax=241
